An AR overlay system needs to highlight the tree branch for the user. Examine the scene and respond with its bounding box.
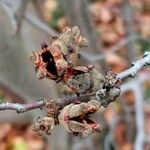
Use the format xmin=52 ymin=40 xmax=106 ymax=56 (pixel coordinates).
xmin=117 ymin=51 xmax=150 ymax=80
xmin=0 ymin=99 xmax=47 ymax=113
xmin=0 ymin=92 xmax=95 ymax=113
xmin=0 ymin=52 xmax=150 ymax=113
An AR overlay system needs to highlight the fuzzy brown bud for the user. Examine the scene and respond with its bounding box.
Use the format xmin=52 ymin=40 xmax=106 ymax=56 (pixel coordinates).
xmin=32 ymin=117 xmax=55 ymax=136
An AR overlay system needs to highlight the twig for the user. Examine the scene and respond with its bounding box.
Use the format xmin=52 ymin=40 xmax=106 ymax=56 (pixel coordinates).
xmin=0 ymin=92 xmax=95 ymax=113
xmin=0 ymin=99 xmax=47 ymax=113
xmin=0 ymin=52 xmax=150 ymax=113
xmin=117 ymin=51 xmax=150 ymax=80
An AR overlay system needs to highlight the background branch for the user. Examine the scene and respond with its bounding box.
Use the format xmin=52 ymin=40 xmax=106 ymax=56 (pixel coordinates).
xmin=25 ymin=14 xmax=58 ymax=36
xmin=80 ymin=34 xmax=146 ymax=63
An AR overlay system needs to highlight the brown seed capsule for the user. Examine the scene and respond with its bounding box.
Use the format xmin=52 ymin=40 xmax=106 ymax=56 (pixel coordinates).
xmin=58 ymin=100 xmax=101 ymax=137
xmin=31 ymin=43 xmax=68 ymax=81
xmin=62 ymin=66 xmax=105 ymax=94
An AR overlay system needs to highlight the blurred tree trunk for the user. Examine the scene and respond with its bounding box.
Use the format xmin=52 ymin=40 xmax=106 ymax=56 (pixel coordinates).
xmin=121 ymin=0 xmax=137 ymax=62
xmin=121 ymin=0 xmax=138 ymax=143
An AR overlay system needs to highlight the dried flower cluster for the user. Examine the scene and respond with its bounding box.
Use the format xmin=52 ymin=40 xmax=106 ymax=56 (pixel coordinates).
xmin=31 ymin=26 xmax=121 ymax=137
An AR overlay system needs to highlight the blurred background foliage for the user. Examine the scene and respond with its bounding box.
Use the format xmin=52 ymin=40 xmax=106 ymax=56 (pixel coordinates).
xmin=49 ymin=2 xmax=64 ymax=30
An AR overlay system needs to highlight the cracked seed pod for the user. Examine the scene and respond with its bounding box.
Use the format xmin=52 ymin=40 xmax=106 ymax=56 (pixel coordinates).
xmin=31 ymin=26 xmax=88 ymax=81
xmin=30 ymin=42 xmax=68 ymax=81
xmin=62 ymin=66 xmax=105 ymax=95
xmin=58 ymin=100 xmax=101 ymax=137
xmin=51 ymin=26 xmax=88 ymax=65
xmin=32 ymin=117 xmax=55 ymax=136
